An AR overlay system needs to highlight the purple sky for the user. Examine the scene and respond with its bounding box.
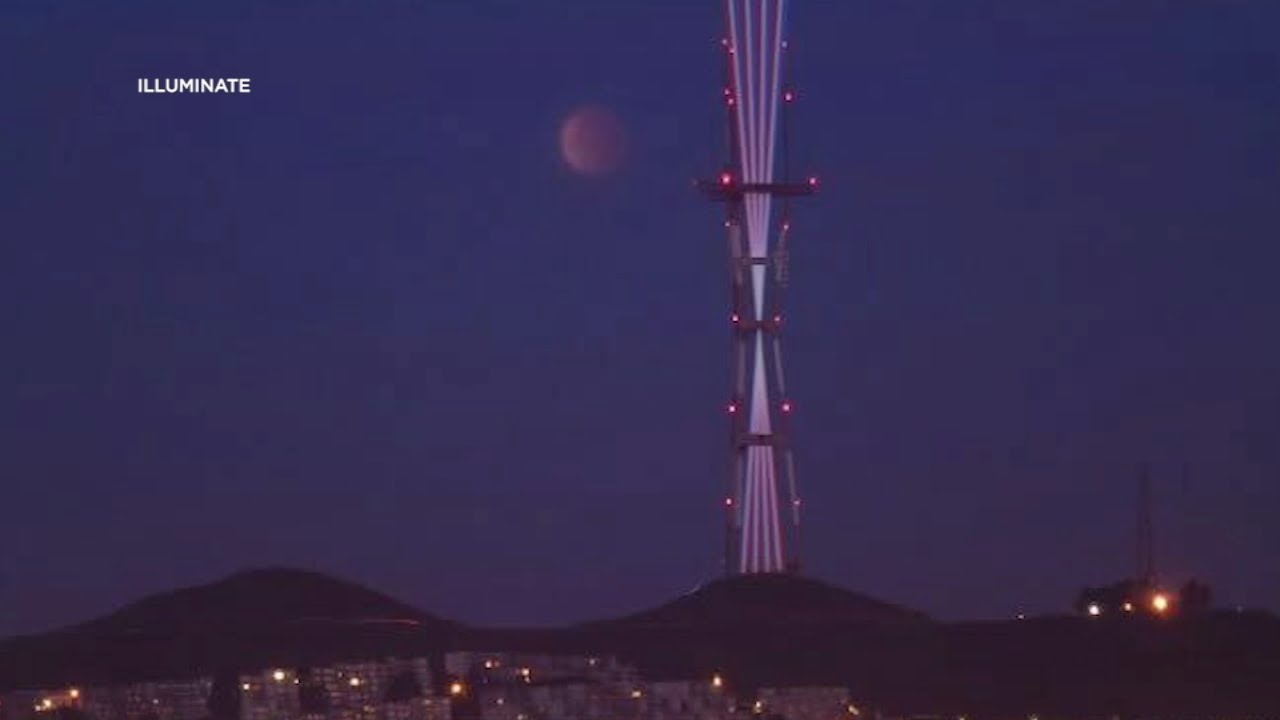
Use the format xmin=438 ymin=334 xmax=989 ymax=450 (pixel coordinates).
xmin=1 ymin=1 xmax=1278 ymax=636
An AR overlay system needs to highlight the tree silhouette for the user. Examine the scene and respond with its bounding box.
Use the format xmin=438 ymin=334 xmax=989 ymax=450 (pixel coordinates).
xmin=1181 ymin=578 xmax=1213 ymax=615
xmin=385 ymin=670 xmax=422 ymax=702
xmin=298 ymin=682 xmax=330 ymax=714
xmin=50 ymin=708 xmax=91 ymax=720
xmin=207 ymin=671 xmax=242 ymax=720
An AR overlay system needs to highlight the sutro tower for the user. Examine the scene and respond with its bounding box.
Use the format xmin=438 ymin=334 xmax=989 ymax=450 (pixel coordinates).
xmin=701 ymin=0 xmax=816 ymax=575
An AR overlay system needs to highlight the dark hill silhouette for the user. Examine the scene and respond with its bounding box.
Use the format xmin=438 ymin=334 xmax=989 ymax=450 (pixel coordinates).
xmin=2 ymin=568 xmax=1279 ymax=717
xmin=64 ymin=567 xmax=449 ymax=635
xmin=0 ymin=568 xmax=461 ymax=690
xmin=582 ymin=572 xmax=929 ymax=628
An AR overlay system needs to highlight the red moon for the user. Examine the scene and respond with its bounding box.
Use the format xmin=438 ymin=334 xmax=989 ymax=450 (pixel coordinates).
xmin=560 ymin=106 xmax=627 ymax=176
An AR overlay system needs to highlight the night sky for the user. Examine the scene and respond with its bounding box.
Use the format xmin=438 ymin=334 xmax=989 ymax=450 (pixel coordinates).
xmin=3 ymin=1 xmax=1279 ymax=636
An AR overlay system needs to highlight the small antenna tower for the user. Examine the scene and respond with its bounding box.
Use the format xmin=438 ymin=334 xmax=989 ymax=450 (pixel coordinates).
xmin=1137 ymin=464 xmax=1155 ymax=585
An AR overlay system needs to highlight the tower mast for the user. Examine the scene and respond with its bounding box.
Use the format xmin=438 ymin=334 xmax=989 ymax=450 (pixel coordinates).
xmin=702 ymin=0 xmax=815 ymax=575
